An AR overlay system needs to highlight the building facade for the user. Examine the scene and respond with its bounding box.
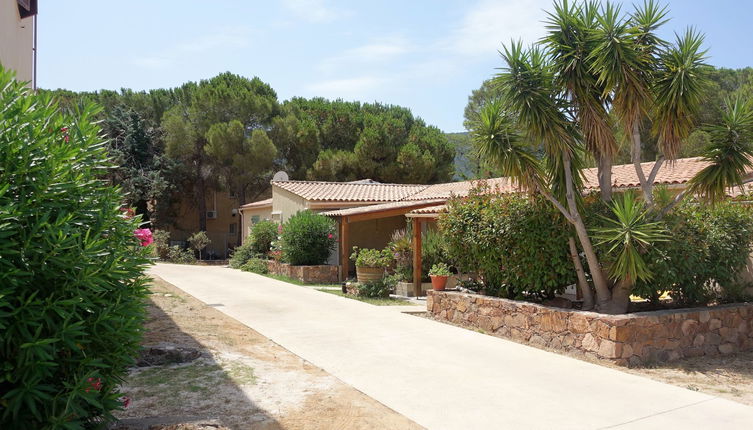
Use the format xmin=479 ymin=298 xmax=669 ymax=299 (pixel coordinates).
xmin=0 ymin=0 xmax=37 ymax=87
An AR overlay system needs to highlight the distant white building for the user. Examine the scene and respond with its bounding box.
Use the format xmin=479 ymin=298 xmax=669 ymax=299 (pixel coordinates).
xmin=0 ymin=0 xmax=38 ymax=87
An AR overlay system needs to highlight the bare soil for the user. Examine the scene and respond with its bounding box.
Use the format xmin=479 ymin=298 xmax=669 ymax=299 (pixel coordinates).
xmin=114 ymin=276 xmax=422 ymax=430
xmin=618 ymin=352 xmax=753 ymax=406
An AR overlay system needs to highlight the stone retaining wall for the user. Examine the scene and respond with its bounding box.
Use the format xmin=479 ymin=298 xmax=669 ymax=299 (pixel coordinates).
xmin=266 ymin=261 xmax=339 ymax=284
xmin=427 ymin=291 xmax=753 ymax=366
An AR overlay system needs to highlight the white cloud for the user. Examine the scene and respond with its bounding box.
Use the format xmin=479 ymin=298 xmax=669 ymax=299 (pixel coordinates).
xmin=317 ymin=36 xmax=412 ymax=73
xmin=129 ymin=27 xmax=251 ymax=70
xmin=306 ymin=76 xmax=387 ymax=98
xmin=281 ymin=0 xmax=346 ymax=23
xmin=446 ymin=0 xmax=550 ymax=57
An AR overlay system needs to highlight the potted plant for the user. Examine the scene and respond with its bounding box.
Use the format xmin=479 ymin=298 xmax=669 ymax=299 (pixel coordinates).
xmin=350 ymin=247 xmax=391 ymax=283
xmin=429 ymin=262 xmax=451 ymax=291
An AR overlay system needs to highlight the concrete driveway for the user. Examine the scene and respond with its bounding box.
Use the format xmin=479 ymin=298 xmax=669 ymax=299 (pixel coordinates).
xmin=150 ymin=263 xmax=753 ymax=430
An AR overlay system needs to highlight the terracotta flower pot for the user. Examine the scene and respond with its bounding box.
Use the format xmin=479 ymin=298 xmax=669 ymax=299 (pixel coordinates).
xmin=356 ymin=266 xmax=385 ymax=283
xmin=430 ymin=275 xmax=448 ymax=291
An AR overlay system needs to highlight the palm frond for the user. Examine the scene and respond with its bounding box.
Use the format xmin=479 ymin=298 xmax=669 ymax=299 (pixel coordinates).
xmin=689 ymin=96 xmax=753 ymax=201
xmin=652 ymin=28 xmax=709 ymax=160
xmin=470 ymin=100 xmax=544 ymax=192
xmin=593 ymin=191 xmax=668 ymax=281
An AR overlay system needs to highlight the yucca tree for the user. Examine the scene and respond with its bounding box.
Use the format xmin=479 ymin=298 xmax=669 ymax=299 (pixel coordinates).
xmin=472 ymin=0 xmax=749 ymax=313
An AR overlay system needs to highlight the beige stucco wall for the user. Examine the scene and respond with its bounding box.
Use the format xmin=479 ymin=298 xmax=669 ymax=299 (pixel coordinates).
xmin=271 ymin=185 xmax=307 ymax=223
xmin=240 ymin=206 xmax=273 ymax=241
xmin=168 ymin=190 xmax=240 ymax=258
xmin=0 ymin=1 xmax=34 ymax=84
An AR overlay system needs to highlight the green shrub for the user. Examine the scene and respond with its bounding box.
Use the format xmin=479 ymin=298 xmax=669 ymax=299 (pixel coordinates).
xmin=152 ymin=229 xmax=171 ymax=260
xmin=358 ymin=275 xmax=399 ymax=298
xmin=280 ymin=211 xmax=337 ymax=265
xmin=632 ymin=201 xmax=753 ymax=305
xmin=187 ymin=231 xmax=211 ymax=260
xmin=439 ymin=183 xmax=574 ymax=299
xmin=249 ymin=220 xmax=278 ymax=255
xmin=350 ymin=247 xmax=392 ymax=268
xmin=421 ymin=228 xmax=449 ymax=281
xmin=0 ymin=68 xmax=151 ymax=428
xmin=167 ymin=245 xmax=195 ymax=264
xmin=241 ymin=258 xmax=269 ymax=274
xmin=388 ymin=229 xmax=412 ymax=281
xmin=229 ymin=241 xmax=256 ymax=269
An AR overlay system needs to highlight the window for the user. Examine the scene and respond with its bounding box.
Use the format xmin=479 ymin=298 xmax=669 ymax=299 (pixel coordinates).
xmin=229 ymin=223 xmax=236 ymax=234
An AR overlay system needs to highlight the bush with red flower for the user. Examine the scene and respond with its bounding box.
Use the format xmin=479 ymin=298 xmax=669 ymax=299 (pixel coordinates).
xmin=0 ymin=67 xmax=151 ymax=429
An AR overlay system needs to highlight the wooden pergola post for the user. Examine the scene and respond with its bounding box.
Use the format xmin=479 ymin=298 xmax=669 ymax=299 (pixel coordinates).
xmin=339 ymin=217 xmax=349 ymax=281
xmin=412 ymin=217 xmax=422 ymax=297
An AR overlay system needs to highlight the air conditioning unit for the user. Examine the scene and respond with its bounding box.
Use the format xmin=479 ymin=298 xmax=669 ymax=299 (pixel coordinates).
xmin=206 ymin=210 xmax=217 ymax=219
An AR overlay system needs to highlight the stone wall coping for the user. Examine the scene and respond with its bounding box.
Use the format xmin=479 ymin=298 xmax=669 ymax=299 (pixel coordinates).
xmin=428 ymin=290 xmax=753 ymax=319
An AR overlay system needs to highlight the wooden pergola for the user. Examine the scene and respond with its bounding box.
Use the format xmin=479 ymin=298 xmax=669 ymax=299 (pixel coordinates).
xmin=405 ymin=205 xmax=444 ymax=296
xmin=322 ymin=200 xmax=445 ymax=285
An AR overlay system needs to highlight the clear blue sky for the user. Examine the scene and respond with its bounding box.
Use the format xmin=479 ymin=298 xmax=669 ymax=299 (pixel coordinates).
xmin=38 ymin=0 xmax=752 ymax=133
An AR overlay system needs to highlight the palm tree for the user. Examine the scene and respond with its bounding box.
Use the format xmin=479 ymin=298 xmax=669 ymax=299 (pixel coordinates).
xmin=472 ymin=0 xmax=749 ymax=313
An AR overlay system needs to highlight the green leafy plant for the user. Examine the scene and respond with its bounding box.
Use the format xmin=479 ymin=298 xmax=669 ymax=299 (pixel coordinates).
xmin=167 ymin=245 xmax=196 ymax=264
xmin=439 ymin=184 xmax=574 ymax=300
xmin=280 ymin=210 xmax=336 ymax=265
xmin=388 ymin=229 xmax=412 ymax=281
xmin=593 ymin=192 xmax=669 ymax=282
xmin=241 ymin=258 xmax=269 ymax=274
xmin=420 ymin=228 xmax=449 ymax=281
xmin=357 ymin=275 xmax=399 ymax=298
xmin=152 ymin=229 xmax=171 ymax=260
xmin=229 ymin=241 xmax=256 ymax=269
xmin=350 ymin=247 xmax=392 ymax=268
xmin=249 ymin=220 xmax=278 ymax=255
xmin=187 ymin=231 xmax=211 ymax=260
xmin=429 ymin=262 xmax=451 ymax=277
xmin=0 ymin=67 xmax=151 ymax=428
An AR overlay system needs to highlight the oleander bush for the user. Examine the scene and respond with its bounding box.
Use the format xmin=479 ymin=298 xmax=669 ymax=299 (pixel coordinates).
xmin=280 ymin=211 xmax=336 ymax=265
xmin=0 ymin=68 xmax=151 ymax=428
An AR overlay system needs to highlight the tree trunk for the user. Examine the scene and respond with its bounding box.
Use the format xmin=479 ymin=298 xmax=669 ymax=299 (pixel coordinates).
xmin=237 ymin=186 xmax=246 ymax=246
xmin=599 ymin=278 xmax=633 ymax=314
xmin=597 ymin=154 xmax=613 ymax=202
xmin=568 ymin=236 xmax=594 ymax=310
xmin=631 ymin=122 xmax=655 ymax=206
xmin=196 ymin=174 xmax=207 ymax=232
xmin=562 ymin=153 xmax=612 ymax=307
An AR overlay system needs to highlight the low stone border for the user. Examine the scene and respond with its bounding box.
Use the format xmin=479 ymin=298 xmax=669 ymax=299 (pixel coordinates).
xmin=266 ymin=260 xmax=339 ymax=284
xmin=427 ymin=291 xmax=753 ymax=366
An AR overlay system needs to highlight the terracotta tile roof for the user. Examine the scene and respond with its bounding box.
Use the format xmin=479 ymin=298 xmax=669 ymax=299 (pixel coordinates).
xmin=407 ymin=204 xmax=447 ymax=215
xmin=582 ymin=157 xmax=711 ymax=189
xmin=321 ymin=199 xmax=446 ymax=217
xmin=239 ymin=198 xmax=272 ymax=209
xmin=404 ymin=177 xmax=520 ymax=200
xmin=272 ymin=180 xmax=429 ymax=202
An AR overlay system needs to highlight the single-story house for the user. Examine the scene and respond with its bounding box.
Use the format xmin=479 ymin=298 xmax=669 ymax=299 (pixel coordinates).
xmin=240 ymin=156 xmax=753 ymax=291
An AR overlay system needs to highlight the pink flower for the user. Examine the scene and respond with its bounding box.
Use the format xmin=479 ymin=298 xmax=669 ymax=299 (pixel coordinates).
xmin=328 ymin=233 xmax=333 ymax=239
xmin=277 ymin=224 xmax=283 ymax=234
xmin=60 ymin=127 xmax=68 ymax=132
xmin=134 ymin=228 xmax=153 ymax=246
xmin=85 ymin=377 xmax=102 ymax=393
xmin=121 ymin=396 xmax=131 ymax=408
xmin=64 ymin=135 xmax=70 ymax=143
xmin=121 ymin=207 xmax=135 ymax=219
